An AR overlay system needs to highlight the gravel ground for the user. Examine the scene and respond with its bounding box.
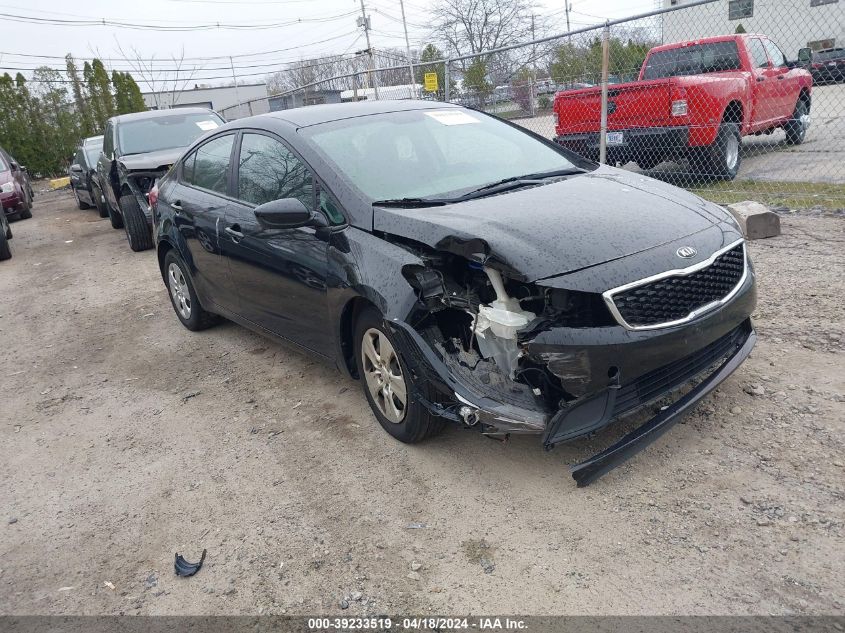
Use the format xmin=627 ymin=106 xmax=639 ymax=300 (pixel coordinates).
xmin=0 ymin=189 xmax=843 ymax=616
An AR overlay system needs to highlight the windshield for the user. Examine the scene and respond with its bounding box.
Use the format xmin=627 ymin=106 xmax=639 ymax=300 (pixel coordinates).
xmin=84 ymin=146 xmax=101 ymax=165
xmin=301 ymin=108 xmax=581 ymax=202
xmin=642 ymin=41 xmax=741 ymax=79
xmin=117 ymin=112 xmax=223 ymax=156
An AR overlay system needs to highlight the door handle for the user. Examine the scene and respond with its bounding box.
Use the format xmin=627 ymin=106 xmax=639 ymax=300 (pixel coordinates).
xmin=170 ymin=201 xmax=183 ymax=212
xmin=777 ymin=75 xmax=785 ymax=80
xmin=225 ymin=225 xmax=244 ymax=239
xmin=756 ymin=76 xmax=765 ymax=82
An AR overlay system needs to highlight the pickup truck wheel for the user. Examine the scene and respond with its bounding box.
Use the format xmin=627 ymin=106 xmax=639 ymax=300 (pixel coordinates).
xmin=164 ymin=250 xmax=219 ymax=331
xmin=4 ymin=222 xmax=11 ymax=240
xmin=119 ymin=193 xmax=153 ymax=252
xmin=785 ymin=100 xmax=809 ymax=145
xmin=354 ymin=307 xmax=446 ymax=444
xmin=700 ymin=122 xmax=741 ymax=181
xmin=0 ymin=230 xmax=11 ymax=261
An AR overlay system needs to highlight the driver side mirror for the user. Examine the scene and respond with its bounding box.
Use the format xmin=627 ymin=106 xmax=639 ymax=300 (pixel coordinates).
xmin=798 ymin=47 xmax=813 ymax=64
xmin=254 ymin=198 xmax=316 ymax=229
xmin=9 ymin=160 xmax=19 ymax=171
xmin=70 ymin=164 xmax=83 ymax=173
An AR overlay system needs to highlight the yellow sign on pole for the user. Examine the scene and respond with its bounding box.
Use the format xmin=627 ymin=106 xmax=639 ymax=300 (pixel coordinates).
xmin=423 ymin=72 xmax=438 ymax=92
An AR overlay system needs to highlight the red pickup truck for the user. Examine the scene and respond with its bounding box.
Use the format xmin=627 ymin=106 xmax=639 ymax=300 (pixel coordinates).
xmin=553 ymin=34 xmax=813 ymax=180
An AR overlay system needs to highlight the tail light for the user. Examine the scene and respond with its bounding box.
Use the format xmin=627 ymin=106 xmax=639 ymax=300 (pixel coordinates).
xmin=671 ymin=99 xmax=688 ymax=117
xmin=812 ymin=62 xmax=824 ymax=69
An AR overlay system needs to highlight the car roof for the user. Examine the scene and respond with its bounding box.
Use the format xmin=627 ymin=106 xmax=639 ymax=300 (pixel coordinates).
xmin=83 ymin=135 xmax=103 ymax=146
xmin=109 ymin=107 xmax=219 ymax=124
xmin=256 ymin=99 xmax=461 ymax=128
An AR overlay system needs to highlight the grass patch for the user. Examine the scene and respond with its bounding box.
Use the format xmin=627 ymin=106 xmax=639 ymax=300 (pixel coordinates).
xmin=689 ymin=179 xmax=845 ymax=210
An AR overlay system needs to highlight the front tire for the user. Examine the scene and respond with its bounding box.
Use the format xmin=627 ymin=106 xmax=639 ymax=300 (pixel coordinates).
xmin=18 ymin=193 xmax=32 ymax=219
xmin=163 ymin=250 xmax=219 ymax=331
xmin=92 ymin=183 xmax=109 ymax=218
xmin=73 ymin=186 xmax=90 ymax=210
xmin=785 ymin=99 xmax=809 ymax=145
xmin=119 ymin=193 xmax=153 ymax=252
xmin=354 ymin=307 xmax=445 ymax=444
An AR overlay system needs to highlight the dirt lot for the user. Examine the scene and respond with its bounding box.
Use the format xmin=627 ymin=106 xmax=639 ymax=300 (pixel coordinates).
xmin=1 ymin=189 xmax=843 ymax=616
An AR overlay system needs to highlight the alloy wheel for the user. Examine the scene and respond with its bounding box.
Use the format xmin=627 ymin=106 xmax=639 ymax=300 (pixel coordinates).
xmin=725 ymin=134 xmax=739 ymax=172
xmin=168 ymin=262 xmax=192 ymax=320
xmin=361 ymin=327 xmax=407 ymax=424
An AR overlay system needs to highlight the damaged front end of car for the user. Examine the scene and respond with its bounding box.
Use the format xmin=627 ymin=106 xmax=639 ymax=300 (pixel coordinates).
xmin=378 ymin=233 xmax=757 ymax=486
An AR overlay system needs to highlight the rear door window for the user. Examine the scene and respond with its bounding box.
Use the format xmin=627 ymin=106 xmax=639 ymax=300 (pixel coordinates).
xmin=183 ymin=134 xmax=235 ymax=196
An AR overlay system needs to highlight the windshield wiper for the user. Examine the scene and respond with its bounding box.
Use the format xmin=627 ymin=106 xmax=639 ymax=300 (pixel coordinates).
xmin=372 ymin=168 xmax=584 ymax=208
xmin=372 ymin=197 xmax=452 ymax=208
xmin=458 ymin=167 xmax=584 ymax=200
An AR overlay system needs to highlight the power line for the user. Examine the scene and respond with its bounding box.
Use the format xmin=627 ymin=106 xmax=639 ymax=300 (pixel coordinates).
xmin=0 ymin=30 xmax=360 ymax=63
xmin=0 ymin=9 xmax=359 ymax=31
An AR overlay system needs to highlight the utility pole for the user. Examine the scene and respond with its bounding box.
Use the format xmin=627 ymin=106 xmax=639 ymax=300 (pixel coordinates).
xmin=398 ymin=0 xmax=416 ymax=98
xmin=530 ymin=14 xmax=536 ymax=116
xmin=358 ymin=0 xmax=379 ymax=100
xmin=229 ymin=56 xmax=244 ymax=117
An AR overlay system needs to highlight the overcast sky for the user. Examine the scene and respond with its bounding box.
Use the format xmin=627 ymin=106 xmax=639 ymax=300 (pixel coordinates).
xmin=1 ymin=0 xmax=662 ymax=90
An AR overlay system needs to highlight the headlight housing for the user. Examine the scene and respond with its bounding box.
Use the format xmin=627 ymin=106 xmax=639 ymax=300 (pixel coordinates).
xmin=0 ymin=182 xmax=14 ymax=194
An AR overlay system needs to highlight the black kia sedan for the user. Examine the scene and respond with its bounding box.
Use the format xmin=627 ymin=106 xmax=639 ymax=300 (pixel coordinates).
xmin=152 ymin=101 xmax=757 ymax=486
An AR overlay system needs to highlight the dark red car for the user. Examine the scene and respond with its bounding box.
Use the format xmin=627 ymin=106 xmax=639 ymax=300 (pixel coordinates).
xmin=0 ymin=146 xmax=34 ymax=221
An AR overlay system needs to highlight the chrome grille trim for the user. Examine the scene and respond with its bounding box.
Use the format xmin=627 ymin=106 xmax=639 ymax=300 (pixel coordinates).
xmin=602 ymin=238 xmax=747 ymax=331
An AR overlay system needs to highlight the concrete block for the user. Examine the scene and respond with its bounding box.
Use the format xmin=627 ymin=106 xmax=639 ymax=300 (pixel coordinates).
xmin=726 ymin=201 xmax=781 ymax=240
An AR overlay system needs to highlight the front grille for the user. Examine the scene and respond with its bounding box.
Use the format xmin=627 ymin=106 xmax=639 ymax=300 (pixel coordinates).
xmin=613 ymin=321 xmax=749 ymax=417
xmin=609 ymin=243 xmax=745 ymax=328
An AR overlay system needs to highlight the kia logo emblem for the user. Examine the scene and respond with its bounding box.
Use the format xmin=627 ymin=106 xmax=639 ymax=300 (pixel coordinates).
xmin=676 ymin=246 xmax=697 ymax=259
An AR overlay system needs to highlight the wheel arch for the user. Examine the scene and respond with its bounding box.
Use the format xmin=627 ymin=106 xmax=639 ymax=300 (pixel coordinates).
xmin=722 ymin=100 xmax=744 ymax=125
xmin=338 ymin=296 xmax=380 ymax=379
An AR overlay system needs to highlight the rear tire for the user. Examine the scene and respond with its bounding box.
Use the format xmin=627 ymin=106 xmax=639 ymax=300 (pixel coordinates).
xmin=785 ymin=99 xmax=809 ymax=145
xmin=163 ymin=250 xmax=219 ymax=331
xmin=354 ymin=306 xmax=445 ymax=444
xmin=4 ymin=222 xmax=11 ymax=240
xmin=0 ymin=231 xmax=11 ymax=261
xmin=697 ymin=122 xmax=741 ymax=181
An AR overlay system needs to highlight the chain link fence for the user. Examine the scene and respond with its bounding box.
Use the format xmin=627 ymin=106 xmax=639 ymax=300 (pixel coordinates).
xmin=222 ymin=0 xmax=845 ymax=210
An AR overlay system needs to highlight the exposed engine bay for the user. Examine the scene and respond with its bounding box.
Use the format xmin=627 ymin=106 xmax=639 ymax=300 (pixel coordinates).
xmin=397 ymin=238 xmax=616 ymax=431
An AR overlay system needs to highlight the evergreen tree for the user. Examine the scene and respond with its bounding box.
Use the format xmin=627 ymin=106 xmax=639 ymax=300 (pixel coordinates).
xmin=65 ymin=54 xmax=92 ymax=136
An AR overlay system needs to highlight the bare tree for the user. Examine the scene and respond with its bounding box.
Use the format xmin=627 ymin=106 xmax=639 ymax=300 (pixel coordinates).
xmin=432 ymin=0 xmax=537 ymax=58
xmin=113 ymin=42 xmax=203 ymax=109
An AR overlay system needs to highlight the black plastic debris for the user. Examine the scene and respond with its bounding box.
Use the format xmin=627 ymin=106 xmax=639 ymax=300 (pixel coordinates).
xmin=174 ymin=549 xmax=206 ymax=577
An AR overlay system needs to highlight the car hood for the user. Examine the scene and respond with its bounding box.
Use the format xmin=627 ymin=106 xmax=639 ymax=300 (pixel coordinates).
xmin=119 ymin=148 xmax=185 ymax=171
xmin=373 ymin=165 xmax=736 ymax=282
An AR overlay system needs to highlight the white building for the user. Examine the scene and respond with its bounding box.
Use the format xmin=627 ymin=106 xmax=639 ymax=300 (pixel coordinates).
xmin=662 ymin=0 xmax=844 ymax=55
xmin=141 ymin=83 xmax=270 ymax=117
